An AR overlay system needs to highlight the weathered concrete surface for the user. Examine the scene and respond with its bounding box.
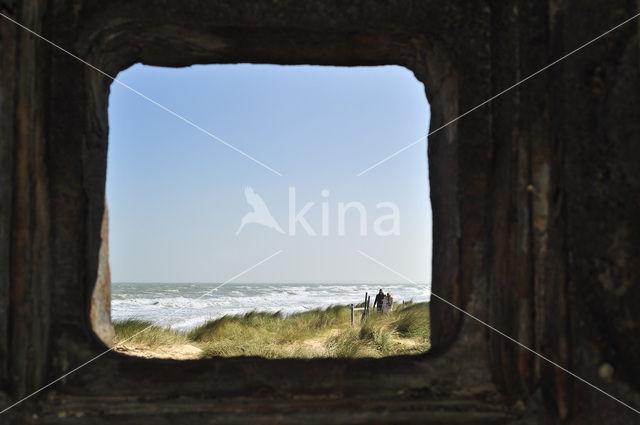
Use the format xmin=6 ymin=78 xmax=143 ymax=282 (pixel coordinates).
xmin=0 ymin=0 xmax=639 ymax=424
xmin=90 ymin=202 xmax=114 ymax=347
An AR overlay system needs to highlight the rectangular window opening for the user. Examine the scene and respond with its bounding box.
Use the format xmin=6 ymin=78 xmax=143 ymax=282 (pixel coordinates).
xmin=93 ymin=63 xmax=432 ymax=359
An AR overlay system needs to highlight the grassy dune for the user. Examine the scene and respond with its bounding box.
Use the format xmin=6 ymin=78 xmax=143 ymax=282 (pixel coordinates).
xmin=113 ymin=301 xmax=430 ymax=359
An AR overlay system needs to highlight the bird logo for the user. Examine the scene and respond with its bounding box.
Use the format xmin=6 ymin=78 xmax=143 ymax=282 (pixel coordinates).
xmin=236 ymin=186 xmax=285 ymax=235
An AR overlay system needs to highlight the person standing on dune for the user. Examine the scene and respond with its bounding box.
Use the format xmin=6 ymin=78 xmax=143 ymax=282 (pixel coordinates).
xmin=373 ymin=289 xmax=385 ymax=313
xmin=382 ymin=292 xmax=393 ymax=313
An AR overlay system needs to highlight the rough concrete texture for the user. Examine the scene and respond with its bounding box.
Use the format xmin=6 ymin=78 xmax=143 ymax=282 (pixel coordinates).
xmin=90 ymin=202 xmax=114 ymax=347
xmin=0 ymin=0 xmax=639 ymax=424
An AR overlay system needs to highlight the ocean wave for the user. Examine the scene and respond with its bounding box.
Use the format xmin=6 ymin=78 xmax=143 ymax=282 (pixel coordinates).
xmin=112 ymin=282 xmax=431 ymax=331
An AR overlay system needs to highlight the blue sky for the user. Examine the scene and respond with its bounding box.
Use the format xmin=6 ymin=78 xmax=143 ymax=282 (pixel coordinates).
xmin=107 ymin=64 xmax=431 ymax=284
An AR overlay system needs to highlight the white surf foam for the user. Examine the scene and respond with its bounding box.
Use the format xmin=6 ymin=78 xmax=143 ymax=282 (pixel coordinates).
xmin=111 ymin=282 xmax=431 ymax=331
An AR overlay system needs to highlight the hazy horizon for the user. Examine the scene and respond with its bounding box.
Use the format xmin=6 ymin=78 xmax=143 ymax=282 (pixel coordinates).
xmin=111 ymin=280 xmax=428 ymax=285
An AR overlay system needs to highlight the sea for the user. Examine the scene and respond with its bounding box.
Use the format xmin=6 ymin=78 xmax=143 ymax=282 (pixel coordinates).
xmin=112 ymin=282 xmax=431 ymax=331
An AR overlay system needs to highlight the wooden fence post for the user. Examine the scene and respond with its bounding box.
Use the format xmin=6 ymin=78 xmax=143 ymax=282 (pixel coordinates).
xmin=361 ymin=292 xmax=368 ymax=321
xmin=350 ymin=304 xmax=354 ymax=325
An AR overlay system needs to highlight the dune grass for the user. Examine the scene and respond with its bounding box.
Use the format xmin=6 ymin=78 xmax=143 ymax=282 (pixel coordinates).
xmin=113 ymin=319 xmax=191 ymax=347
xmin=322 ymin=301 xmax=430 ymax=357
xmin=113 ymin=301 xmax=430 ymax=359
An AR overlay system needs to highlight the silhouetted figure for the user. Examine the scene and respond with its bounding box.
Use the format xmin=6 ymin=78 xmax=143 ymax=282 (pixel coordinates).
xmin=373 ymin=289 xmax=385 ymax=313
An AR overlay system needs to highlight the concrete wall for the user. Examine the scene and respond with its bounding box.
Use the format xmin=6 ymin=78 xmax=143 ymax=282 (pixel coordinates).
xmin=0 ymin=0 xmax=639 ymax=423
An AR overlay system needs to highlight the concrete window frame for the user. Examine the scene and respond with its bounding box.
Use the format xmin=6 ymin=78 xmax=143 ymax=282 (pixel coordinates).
xmin=11 ymin=3 xmax=511 ymax=422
